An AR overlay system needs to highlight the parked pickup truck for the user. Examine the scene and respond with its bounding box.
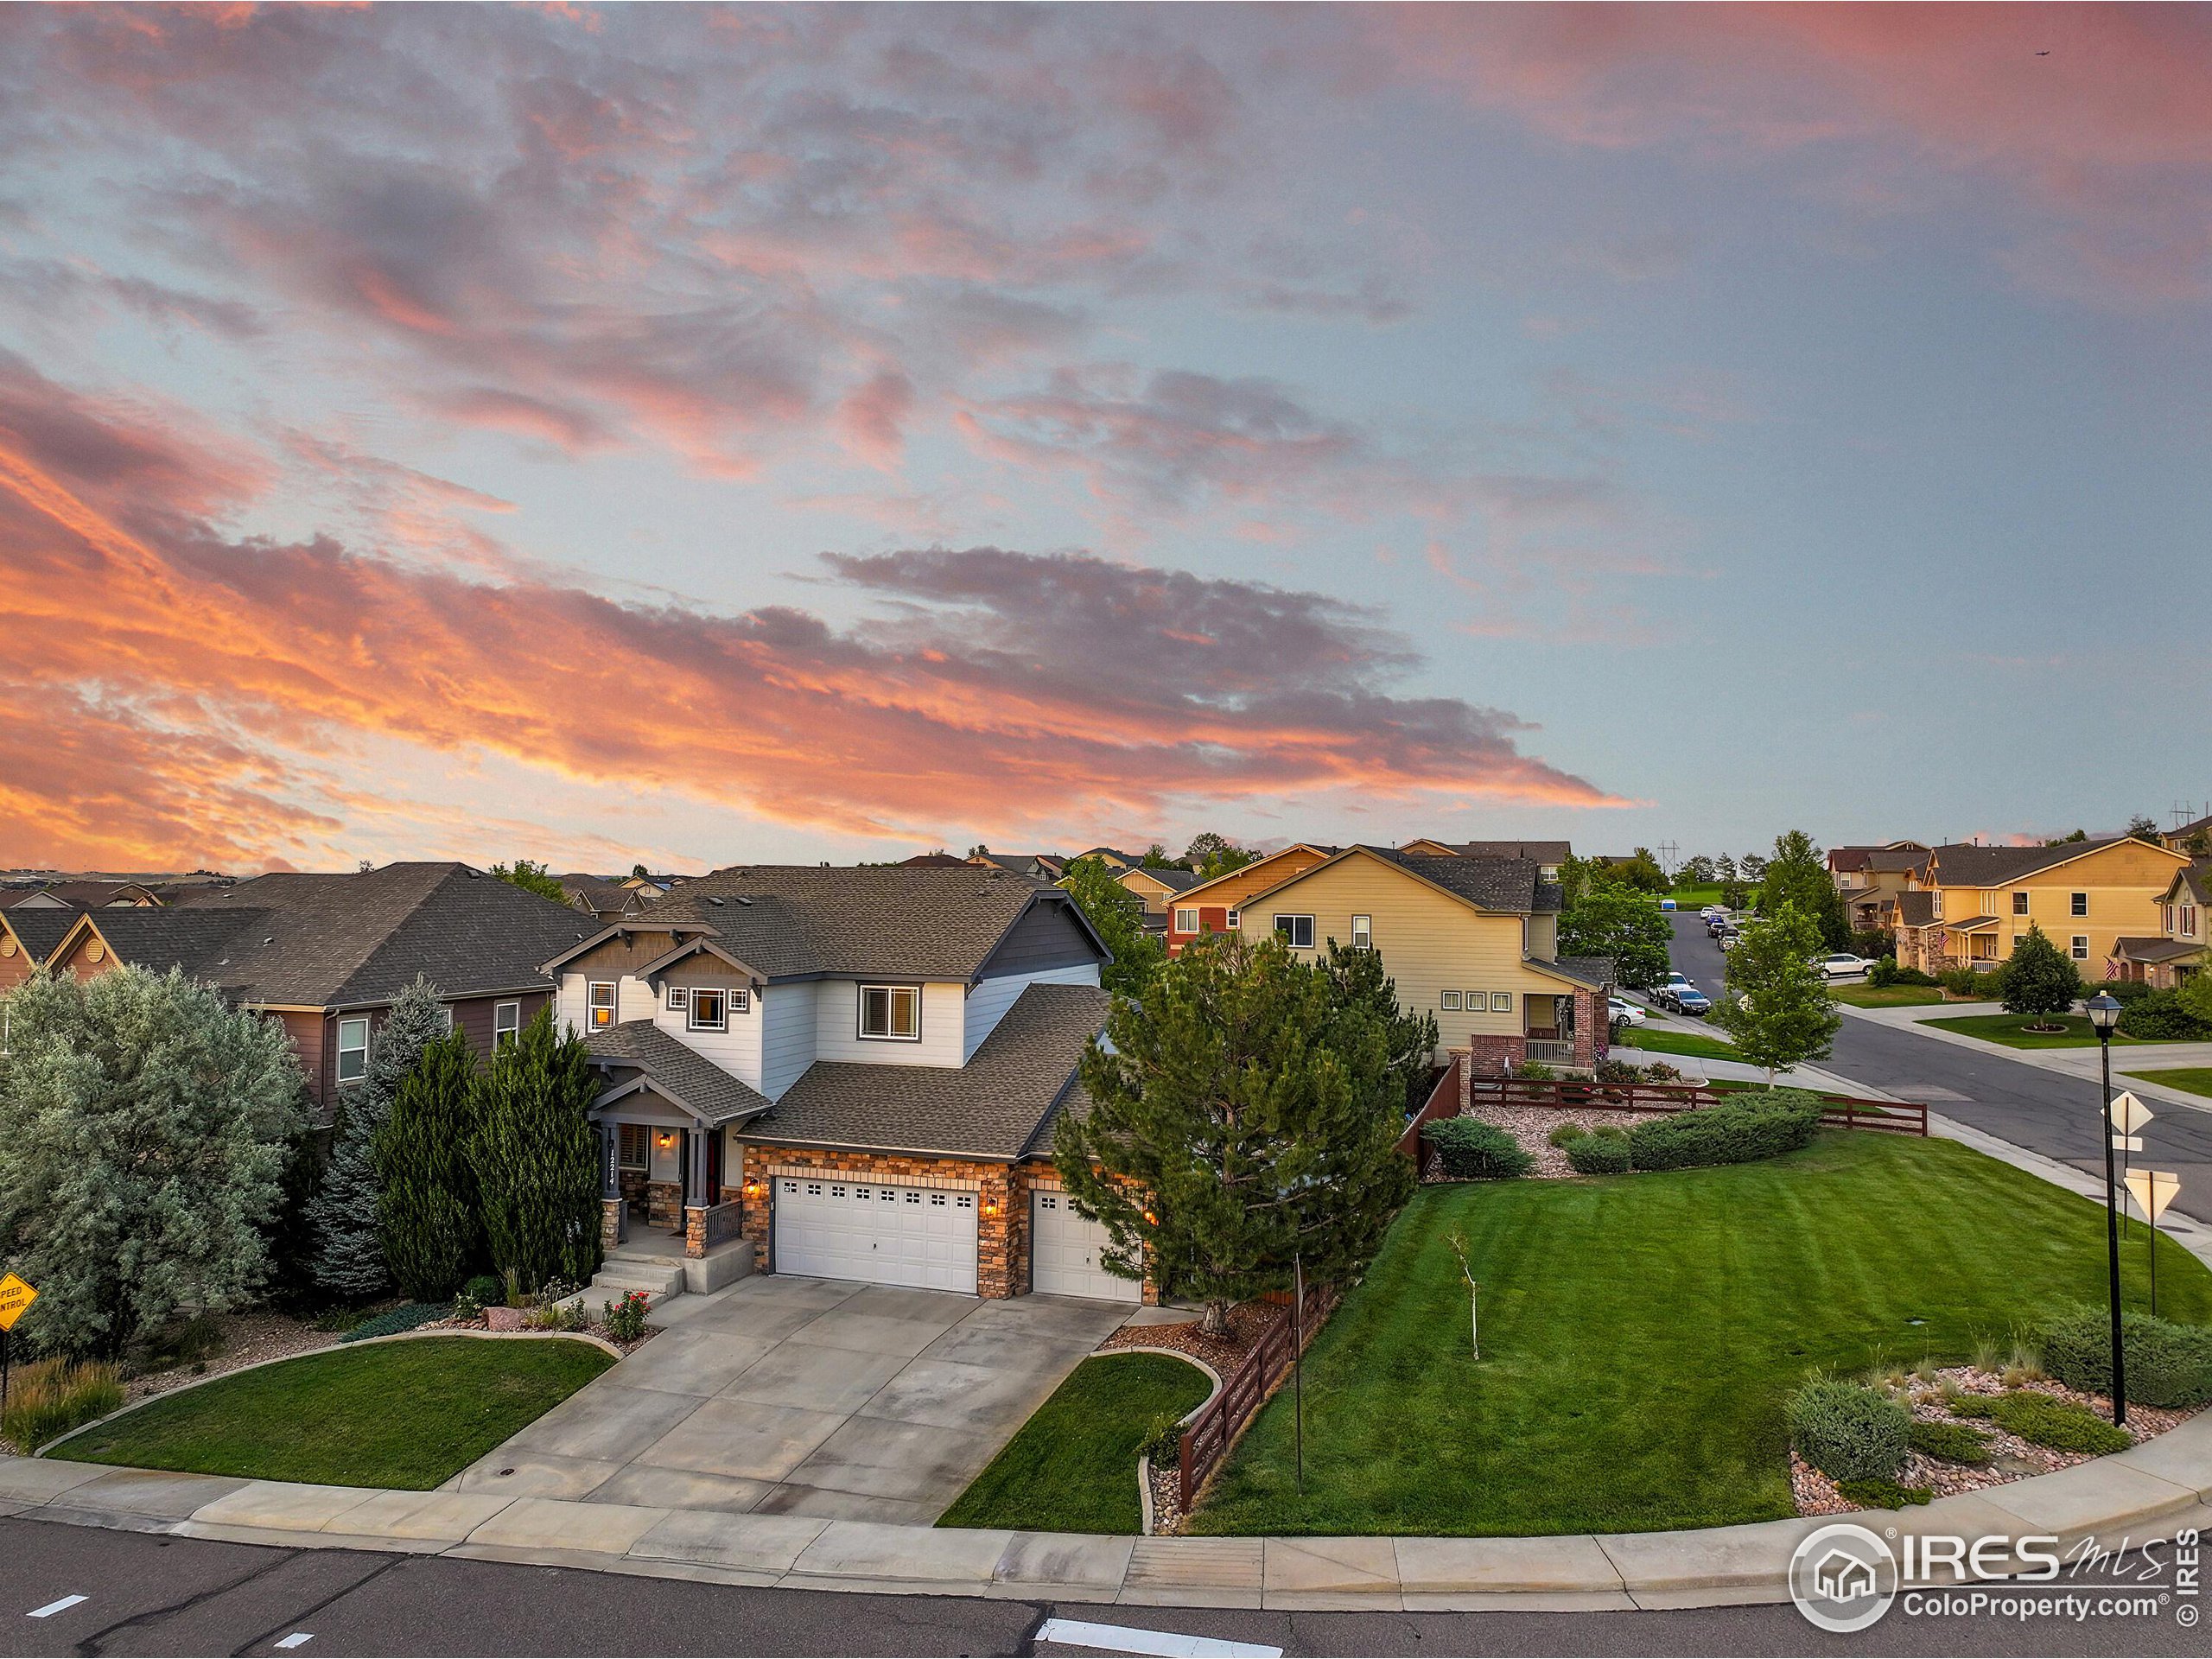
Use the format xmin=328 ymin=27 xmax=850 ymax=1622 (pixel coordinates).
xmin=1812 ymin=952 xmax=1878 ymax=980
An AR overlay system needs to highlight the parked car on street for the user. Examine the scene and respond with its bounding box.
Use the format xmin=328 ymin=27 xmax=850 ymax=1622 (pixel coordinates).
xmin=1813 ymin=952 xmax=1878 ymax=980
xmin=1608 ymin=996 xmax=1648 ymax=1027
xmin=1661 ymin=972 xmax=1693 ymax=995
xmin=1673 ymin=986 xmax=1713 ymax=1016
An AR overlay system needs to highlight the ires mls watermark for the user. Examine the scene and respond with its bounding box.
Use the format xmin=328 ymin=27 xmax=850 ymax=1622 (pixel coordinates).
xmin=1788 ymin=1522 xmax=2202 ymax=1635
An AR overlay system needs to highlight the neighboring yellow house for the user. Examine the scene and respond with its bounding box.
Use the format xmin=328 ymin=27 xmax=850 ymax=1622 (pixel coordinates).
xmin=1225 ymin=845 xmax=1612 ymax=1072
xmin=1892 ymin=837 xmax=2192 ymax=976
xmin=2111 ymin=861 xmax=2209 ymax=988
xmin=1164 ymin=843 xmax=1339 ymax=957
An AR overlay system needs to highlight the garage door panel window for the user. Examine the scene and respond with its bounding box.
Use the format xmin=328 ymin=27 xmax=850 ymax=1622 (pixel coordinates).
xmin=859 ymin=983 xmax=921 ymax=1041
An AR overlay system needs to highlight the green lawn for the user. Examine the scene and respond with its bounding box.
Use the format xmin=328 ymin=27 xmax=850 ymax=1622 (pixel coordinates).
xmin=1833 ymin=984 xmax=1947 ymax=1008
xmin=2127 ymin=1068 xmax=2212 ymax=1101
xmin=938 ymin=1351 xmax=1213 ymax=1533
xmin=52 ymin=1337 xmax=613 ymax=1489
xmin=1922 ymin=1013 xmax=2141 ymax=1049
xmin=1620 ymin=1025 xmax=1738 ymax=1063
xmin=1666 ymin=887 xmax=1723 ymax=909
xmin=1187 ymin=1134 xmax=2212 ymax=1538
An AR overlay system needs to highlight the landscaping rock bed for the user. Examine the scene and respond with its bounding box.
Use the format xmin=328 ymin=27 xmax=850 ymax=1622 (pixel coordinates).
xmin=122 ymin=1311 xmax=337 ymax=1405
xmin=429 ymin=1309 xmax=660 ymax=1358
xmin=1792 ymin=1364 xmax=2199 ymax=1517
xmin=1455 ymin=1101 xmax=1651 ymax=1178
xmin=1101 ymin=1300 xmax=1280 ymax=1371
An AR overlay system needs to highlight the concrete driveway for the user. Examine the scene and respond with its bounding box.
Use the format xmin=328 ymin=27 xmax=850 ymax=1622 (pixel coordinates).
xmin=448 ymin=1276 xmax=1128 ymax=1525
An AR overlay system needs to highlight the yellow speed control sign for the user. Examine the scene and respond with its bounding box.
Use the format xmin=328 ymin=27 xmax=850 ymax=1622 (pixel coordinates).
xmin=0 ymin=1273 xmax=36 ymax=1332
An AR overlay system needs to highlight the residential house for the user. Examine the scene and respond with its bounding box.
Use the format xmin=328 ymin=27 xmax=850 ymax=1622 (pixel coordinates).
xmin=541 ymin=865 xmax=1128 ymax=1302
xmin=1112 ymin=864 xmax=1204 ymax=932
xmin=1399 ymin=839 xmax=1573 ymax=882
xmin=41 ymin=862 xmax=593 ymax=1111
xmin=2111 ymin=861 xmax=2209 ymax=988
xmin=1891 ymin=838 xmax=2192 ymax=976
xmin=2163 ymin=814 xmax=2212 ymax=857
xmin=897 ymin=852 xmax=972 ymax=868
xmin=0 ymin=879 xmax=163 ymax=909
xmin=965 ymin=852 xmax=1067 ymax=881
xmin=558 ymin=874 xmax=666 ymax=925
xmin=1071 ymin=847 xmax=1144 ymax=871
xmin=0 ymin=906 xmax=79 ymax=992
xmin=1164 ymin=844 xmax=1340 ymax=956
xmin=1827 ymin=842 xmax=1932 ymax=938
xmin=1210 ymin=845 xmax=1612 ymax=1074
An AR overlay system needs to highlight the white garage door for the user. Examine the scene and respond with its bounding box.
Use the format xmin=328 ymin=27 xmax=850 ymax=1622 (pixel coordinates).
xmin=772 ymin=1176 xmax=977 ymax=1294
xmin=1032 ymin=1189 xmax=1141 ymax=1301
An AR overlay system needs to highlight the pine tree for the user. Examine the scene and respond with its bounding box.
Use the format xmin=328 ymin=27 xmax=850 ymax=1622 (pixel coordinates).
xmin=1713 ymin=904 xmax=1841 ymax=1085
xmin=469 ymin=1007 xmax=602 ymax=1294
xmin=1758 ymin=830 xmax=1851 ymax=951
xmin=0 ymin=965 xmax=305 ymax=1358
xmin=375 ymin=1025 xmax=483 ymax=1300
xmin=308 ymin=976 xmax=448 ymax=1300
xmin=1319 ymin=938 xmax=1440 ymax=1114
xmin=1056 ymin=934 xmax=1413 ymax=1335
xmin=1998 ymin=924 xmax=2082 ymax=1027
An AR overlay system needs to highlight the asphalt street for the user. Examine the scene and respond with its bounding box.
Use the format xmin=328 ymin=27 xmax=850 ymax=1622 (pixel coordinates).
xmin=3 ymin=1516 xmax=2206 ymax=1657
xmin=1664 ymin=917 xmax=2212 ymax=1226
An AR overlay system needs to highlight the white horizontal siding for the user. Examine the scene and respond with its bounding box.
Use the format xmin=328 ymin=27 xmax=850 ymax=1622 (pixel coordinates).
xmin=760 ymin=982 xmax=817 ymax=1101
xmin=814 ymin=978 xmax=965 ymax=1069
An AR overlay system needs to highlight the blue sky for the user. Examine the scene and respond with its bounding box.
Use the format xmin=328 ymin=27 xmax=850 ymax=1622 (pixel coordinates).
xmin=2 ymin=4 xmax=2207 ymax=873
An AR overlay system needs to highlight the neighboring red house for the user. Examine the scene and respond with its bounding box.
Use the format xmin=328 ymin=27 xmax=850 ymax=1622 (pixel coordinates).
xmin=41 ymin=862 xmax=594 ymax=1116
xmin=1162 ymin=844 xmax=1339 ymax=957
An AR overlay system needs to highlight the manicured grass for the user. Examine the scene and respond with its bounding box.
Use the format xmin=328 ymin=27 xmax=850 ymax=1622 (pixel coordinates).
xmin=938 ymin=1351 xmax=1214 ymax=1533
xmin=1921 ymin=1013 xmax=2141 ymax=1049
xmin=1188 ymin=1134 xmax=2212 ymax=1538
xmin=1667 ymin=886 xmax=1724 ymax=909
xmin=1620 ymin=1026 xmax=1738 ymax=1063
xmin=2127 ymin=1068 xmax=2212 ymax=1101
xmin=1833 ymin=984 xmax=1947 ymax=1008
xmin=53 ymin=1337 xmax=613 ymax=1489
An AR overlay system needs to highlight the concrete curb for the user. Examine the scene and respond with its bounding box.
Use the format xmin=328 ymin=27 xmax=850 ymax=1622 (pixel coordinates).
xmin=10 ymin=1406 xmax=2212 ymax=1610
xmin=1834 ymin=1002 xmax=2212 ymax=1118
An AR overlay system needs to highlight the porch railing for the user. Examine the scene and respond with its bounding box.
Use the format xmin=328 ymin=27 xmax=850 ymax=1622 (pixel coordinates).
xmin=698 ymin=1199 xmax=745 ymax=1249
xmin=1522 ymin=1039 xmax=1577 ymax=1065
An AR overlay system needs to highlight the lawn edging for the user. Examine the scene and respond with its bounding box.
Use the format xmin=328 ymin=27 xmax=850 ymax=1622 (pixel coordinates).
xmin=4 ymin=1402 xmax=2210 ymax=1609
xmin=1111 ymin=1344 xmax=1224 ymax=1536
xmin=35 ymin=1329 xmax=618 ymax=1459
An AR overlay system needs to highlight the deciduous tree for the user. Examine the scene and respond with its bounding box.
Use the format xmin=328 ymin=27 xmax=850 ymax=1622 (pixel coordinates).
xmin=1998 ymin=925 xmax=2083 ymax=1027
xmin=1758 ymin=830 xmax=1849 ymax=951
xmin=1059 ymin=855 xmax=1166 ymax=998
xmin=1055 ymin=935 xmax=1413 ymax=1336
xmin=0 ymin=967 xmax=306 ymax=1359
xmin=1713 ymin=906 xmax=1841 ymax=1085
xmin=490 ymin=858 xmax=569 ymax=902
xmin=1557 ymin=884 xmax=1671 ymax=990
xmin=468 ymin=1008 xmax=602 ymax=1294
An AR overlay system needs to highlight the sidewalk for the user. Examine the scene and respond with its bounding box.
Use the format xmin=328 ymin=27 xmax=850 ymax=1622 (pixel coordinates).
xmin=1837 ymin=1002 xmax=2212 ymax=1116
xmin=5 ymin=1419 xmax=2210 ymax=1611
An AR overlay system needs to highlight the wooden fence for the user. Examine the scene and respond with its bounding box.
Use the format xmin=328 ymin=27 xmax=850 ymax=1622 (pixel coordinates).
xmin=1178 ymin=1278 xmax=1334 ymax=1513
xmin=1456 ymin=1075 xmax=1928 ymax=1135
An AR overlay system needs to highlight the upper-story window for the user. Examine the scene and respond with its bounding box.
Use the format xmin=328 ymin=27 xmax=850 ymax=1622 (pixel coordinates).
xmin=859 ymin=984 xmax=922 ymax=1041
xmin=1273 ymin=914 xmax=1316 ymax=950
xmin=588 ymin=982 xmax=616 ymax=1029
xmin=493 ymin=1001 xmax=520 ymax=1046
xmin=666 ymin=984 xmax=689 ymax=1012
xmin=2071 ymin=892 xmax=2089 ymax=917
xmin=435 ymin=1004 xmax=454 ymax=1035
xmin=689 ymin=988 xmax=728 ymax=1033
xmin=2012 ymin=891 xmax=2030 ymax=916
xmin=1225 ymin=909 xmax=1240 ymax=929
xmin=1932 ymin=892 xmax=1945 ymax=920
xmin=1351 ymin=914 xmax=1372 ymax=950
xmin=1173 ymin=908 xmax=1198 ymax=934
xmin=336 ymin=1016 xmax=370 ymax=1085
xmin=2183 ymin=906 xmax=2199 ymax=939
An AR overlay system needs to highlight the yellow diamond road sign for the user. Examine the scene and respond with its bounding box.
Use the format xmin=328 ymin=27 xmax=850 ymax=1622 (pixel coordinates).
xmin=0 ymin=1273 xmax=36 ymax=1332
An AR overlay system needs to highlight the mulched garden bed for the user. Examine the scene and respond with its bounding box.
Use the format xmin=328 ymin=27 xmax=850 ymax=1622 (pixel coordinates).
xmin=122 ymin=1311 xmax=339 ymax=1404
xmin=1454 ymin=1100 xmax=1653 ymax=1178
xmin=429 ymin=1309 xmax=659 ymax=1358
xmin=1099 ymin=1300 xmax=1279 ymax=1372
xmin=1793 ymin=1364 xmax=2198 ymax=1516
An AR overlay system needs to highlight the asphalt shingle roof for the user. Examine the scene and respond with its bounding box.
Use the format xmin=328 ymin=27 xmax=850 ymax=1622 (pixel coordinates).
xmin=1126 ymin=868 xmax=1205 ymax=893
xmin=1926 ymin=838 xmax=2133 ymax=888
xmin=587 ymin=1020 xmax=772 ymax=1127
xmin=639 ymin=865 xmax=1094 ymax=982
xmin=2113 ymin=938 xmax=2202 ymax=963
xmin=177 ymin=863 xmax=594 ymax=1007
xmin=741 ymin=982 xmax=1110 ymax=1160
xmin=1443 ymin=840 xmax=1573 ymax=865
xmin=1895 ymin=892 xmax=1938 ymax=926
xmin=1537 ymin=955 xmax=1615 ymax=988
xmin=3 ymin=907 xmax=82 ymax=962
xmin=72 ymin=907 xmax=269 ymax=979
xmin=1367 ymin=848 xmax=1543 ymax=912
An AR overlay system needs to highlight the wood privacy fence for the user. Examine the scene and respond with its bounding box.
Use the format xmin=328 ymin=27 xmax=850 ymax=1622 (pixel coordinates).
xmin=1178 ymin=1278 xmax=1334 ymax=1513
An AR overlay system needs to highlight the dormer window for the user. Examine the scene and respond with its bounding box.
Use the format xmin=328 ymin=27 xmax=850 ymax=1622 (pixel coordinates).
xmin=859 ymin=984 xmax=921 ymax=1041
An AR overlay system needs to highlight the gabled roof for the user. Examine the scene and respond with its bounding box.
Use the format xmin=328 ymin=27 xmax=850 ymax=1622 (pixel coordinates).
xmin=1243 ymin=845 xmax=1550 ymax=916
xmin=174 ymin=862 xmax=594 ymax=1007
xmin=741 ymin=982 xmax=1111 ymax=1161
xmin=1176 ymin=843 xmax=1342 ymax=906
xmin=1432 ymin=839 xmax=1573 ymax=865
xmin=586 ymin=1020 xmax=772 ymax=1128
xmin=632 ymin=935 xmax=766 ymax=985
xmin=2 ymin=906 xmax=81 ymax=963
xmin=1119 ymin=866 xmax=1204 ymax=893
xmin=1895 ymin=892 xmax=1937 ymax=927
xmin=1925 ymin=837 xmax=2183 ymax=888
xmin=54 ymin=906 xmax=271 ymax=981
xmin=2111 ymin=938 xmax=2204 ymax=963
xmin=2159 ymin=861 xmax=2211 ymax=908
xmin=1863 ymin=847 xmax=1932 ymax=874
xmin=563 ymin=864 xmax=1107 ymax=984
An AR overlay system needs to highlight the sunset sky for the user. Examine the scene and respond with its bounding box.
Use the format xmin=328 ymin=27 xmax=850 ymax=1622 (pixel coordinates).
xmin=3 ymin=4 xmax=2209 ymax=874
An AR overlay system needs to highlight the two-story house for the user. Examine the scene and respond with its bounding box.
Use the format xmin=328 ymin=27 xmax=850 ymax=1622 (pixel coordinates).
xmin=1892 ymin=838 xmax=2192 ymax=977
xmin=1827 ymin=842 xmax=1931 ymax=938
xmin=2111 ymin=861 xmax=2209 ymax=988
xmin=1398 ymin=839 xmax=1572 ymax=882
xmin=1164 ymin=844 xmax=1341 ymax=957
xmin=1203 ymin=844 xmax=1612 ymax=1075
xmin=542 ymin=865 xmax=1127 ymax=1302
xmin=36 ymin=862 xmax=592 ymax=1113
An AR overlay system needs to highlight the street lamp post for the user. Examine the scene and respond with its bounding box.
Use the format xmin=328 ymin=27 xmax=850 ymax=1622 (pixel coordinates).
xmin=2087 ymin=991 xmax=2126 ymax=1427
